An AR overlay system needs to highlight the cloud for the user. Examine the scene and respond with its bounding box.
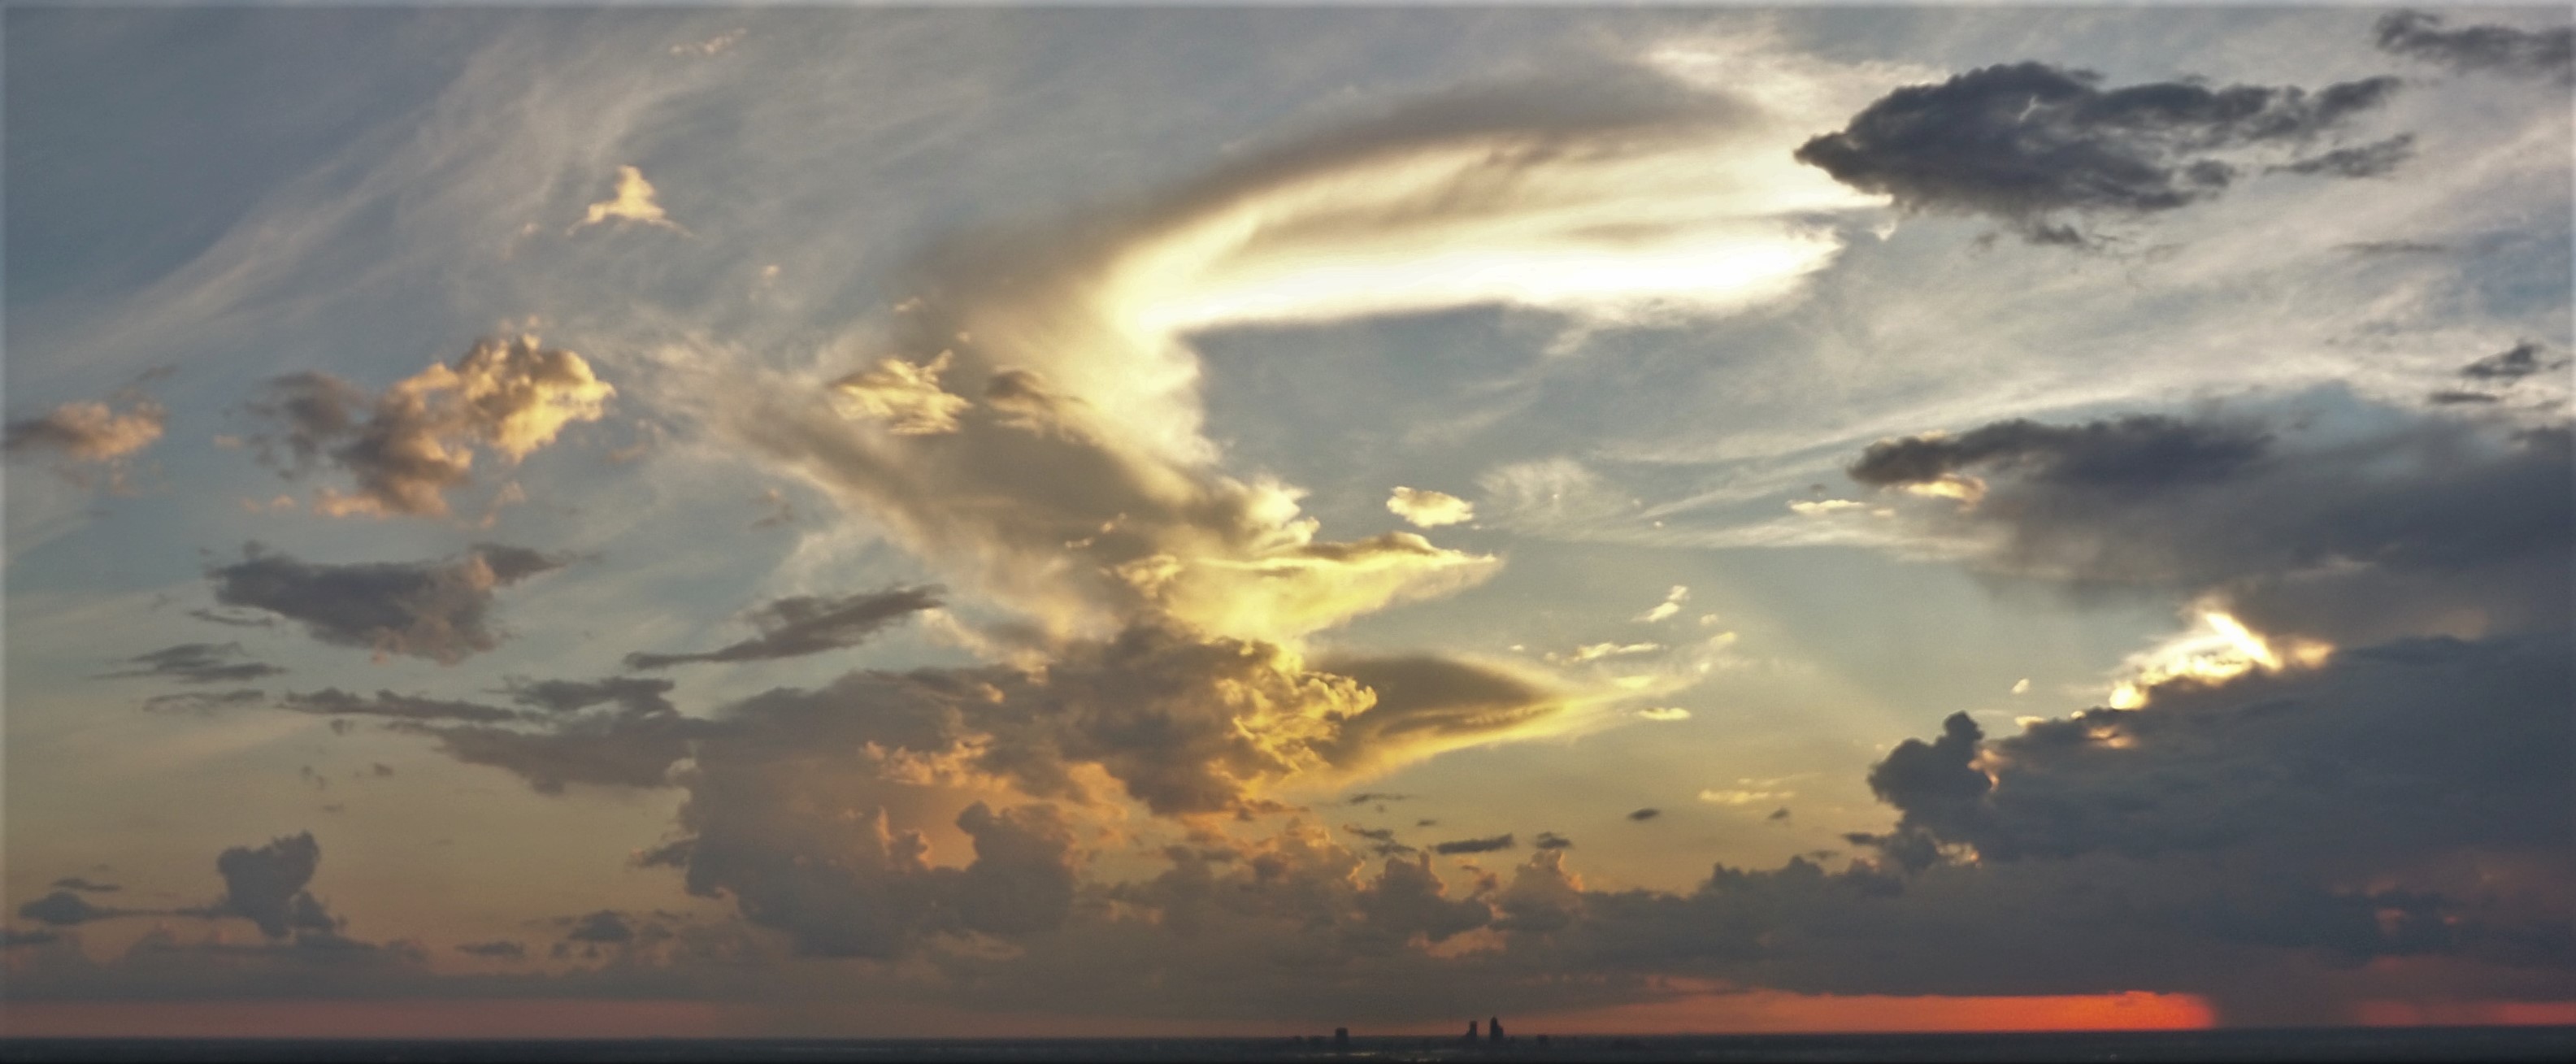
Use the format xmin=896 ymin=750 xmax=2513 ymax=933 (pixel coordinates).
xmin=142 ymin=689 xmax=268 ymax=714
xmin=2459 ymin=341 xmax=2562 ymax=384
xmin=209 ymin=832 xmax=339 ymax=940
xmin=2270 ymin=134 xmax=2415 ymax=179
xmin=623 ymin=586 xmax=941 ymax=670
xmin=1309 ymin=654 xmax=1566 ymax=775
xmin=1797 ymin=63 xmax=2403 ymax=243
xmin=2 ymin=929 xmax=61 ymax=949
xmin=279 ymin=689 xmax=523 ymax=724
xmin=96 ymin=643 xmax=285 ymax=685
xmin=1635 ymin=584 xmax=1689 ymax=623
xmin=1636 ymin=707 xmax=1691 ymax=722
xmin=1431 ymin=834 xmax=1516 ymax=855
xmin=719 ymin=62 xmax=1868 ymax=649
xmin=1385 ymin=487 xmax=1474 ymax=528
xmin=18 ymin=891 xmax=120 ymax=927
xmin=1342 ymin=826 xmax=1417 ymax=858
xmin=207 ymin=542 xmax=571 ymax=663
xmin=1844 ymin=409 xmax=2570 ymax=649
xmin=2375 ymin=11 xmax=2574 ymax=85
xmin=454 ymin=940 xmax=527 ymax=959
xmin=572 ymin=165 xmax=685 ymax=233
xmin=4 ymin=397 xmax=166 ymax=471
xmin=830 ymin=351 xmax=972 ymax=436
xmin=1533 ymin=832 xmax=1574 ymax=850
xmin=499 ymin=675 xmax=677 ymax=716
xmin=1627 ymin=808 xmax=1661 ymax=822
xmin=50 ymin=878 xmax=120 ymax=894
xmin=563 ymin=910 xmax=636 ymax=945
xmin=246 ymin=336 xmax=614 ymax=519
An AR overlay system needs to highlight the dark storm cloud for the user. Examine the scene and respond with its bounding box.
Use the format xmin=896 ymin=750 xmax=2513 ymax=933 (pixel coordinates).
xmin=623 ymin=586 xmax=940 ymax=670
xmin=2426 ymin=389 xmax=2501 ymax=406
xmin=209 ymin=832 xmax=338 ymax=939
xmin=207 ymin=543 xmax=571 ymax=663
xmin=455 ymin=940 xmax=527 ymax=959
xmin=186 ymin=607 xmax=277 ymax=628
xmin=1797 ymin=63 xmax=2403 ymax=243
xmin=499 ymin=675 xmax=677 ymax=716
xmin=1342 ymin=826 xmax=1418 ymax=857
xmin=1849 ymin=410 xmax=2570 ymax=647
xmin=51 ymin=877 xmax=120 ymax=894
xmin=96 ymin=642 xmax=285 ymax=684
xmin=141 ymin=689 xmax=268 ymax=714
xmin=1431 ymin=834 xmax=1516 ymax=855
xmin=407 ymin=709 xmax=712 ymax=794
xmin=1848 ymin=415 xmax=2271 ymax=491
xmin=2458 ymin=341 xmax=2561 ymax=383
xmin=2375 ymin=11 xmax=2574 ymax=84
xmin=563 ymin=910 xmax=636 ymax=944
xmin=17 ymin=891 xmax=119 ymax=927
xmin=2270 ymin=133 xmax=2414 ymax=178
xmin=1627 ymin=808 xmax=1660 ymax=822
xmin=280 ymin=689 xmax=523 ymax=724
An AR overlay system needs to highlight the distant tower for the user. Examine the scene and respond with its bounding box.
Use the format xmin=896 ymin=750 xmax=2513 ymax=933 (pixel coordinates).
xmin=1488 ymin=1016 xmax=1505 ymax=1043
xmin=1333 ymin=1027 xmax=1349 ymax=1049
xmin=1465 ymin=1020 xmax=1480 ymax=1041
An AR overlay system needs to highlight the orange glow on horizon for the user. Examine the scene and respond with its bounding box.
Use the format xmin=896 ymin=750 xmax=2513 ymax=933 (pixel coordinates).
xmin=1518 ymin=988 xmax=2216 ymax=1035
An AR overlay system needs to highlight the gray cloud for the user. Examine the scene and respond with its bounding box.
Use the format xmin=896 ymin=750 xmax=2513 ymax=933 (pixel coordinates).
xmin=209 ymin=832 xmax=339 ymax=940
xmin=18 ymin=891 xmax=119 ymax=927
xmin=51 ymin=877 xmax=120 ymax=894
xmin=97 ymin=642 xmax=285 ymax=684
xmin=454 ymin=940 xmax=527 ymax=959
xmin=563 ymin=910 xmax=636 ymax=945
xmin=141 ymin=689 xmax=268 ymax=714
xmin=244 ymin=337 xmax=614 ymax=519
xmin=279 ymin=689 xmax=522 ymax=724
xmin=208 ymin=543 xmax=570 ymax=663
xmin=2270 ymin=133 xmax=2414 ymax=179
xmin=1309 ymin=655 xmax=1560 ymax=774
xmin=1431 ymin=834 xmax=1515 ymax=855
xmin=1532 ymin=832 xmax=1573 ymax=850
xmin=1342 ymin=825 xmax=1417 ymax=858
xmin=1848 ymin=410 xmax=2570 ymax=648
xmin=2459 ymin=341 xmax=2561 ymax=383
xmin=1627 ymin=808 xmax=1660 ymax=822
xmin=623 ymin=586 xmax=940 ymax=670
xmin=2375 ymin=11 xmax=2574 ymax=84
xmin=2 ymin=928 xmax=62 ymax=949
xmin=499 ymin=675 xmax=677 ymax=716
xmin=1848 ymin=415 xmax=2271 ymax=492
xmin=1797 ymin=63 xmax=2402 ymax=243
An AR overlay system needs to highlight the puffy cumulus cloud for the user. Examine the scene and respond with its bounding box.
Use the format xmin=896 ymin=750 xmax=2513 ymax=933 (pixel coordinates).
xmin=2375 ymin=11 xmax=2574 ymax=85
xmin=1385 ymin=486 xmax=1473 ymax=529
xmin=207 ymin=543 xmax=571 ymax=663
xmin=624 ymin=586 xmax=941 ymax=670
xmin=209 ymin=832 xmax=340 ymax=940
xmin=3 ymin=395 xmax=166 ymax=488
xmin=247 ymin=336 xmax=613 ymax=519
xmin=1797 ymin=63 xmax=2403 ymax=244
xmin=95 ymin=642 xmax=285 ymax=685
xmin=719 ymin=60 xmax=1876 ymax=649
xmin=1844 ymin=410 xmax=2570 ymax=649
xmin=573 ymin=164 xmax=685 ymax=233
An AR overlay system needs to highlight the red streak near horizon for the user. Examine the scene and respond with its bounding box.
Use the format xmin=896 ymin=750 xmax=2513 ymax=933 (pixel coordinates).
xmin=7 ymin=992 xmax=2576 ymax=1038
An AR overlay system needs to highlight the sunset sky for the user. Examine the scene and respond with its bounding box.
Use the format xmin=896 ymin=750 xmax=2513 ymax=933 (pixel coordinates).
xmin=4 ymin=5 xmax=2569 ymax=1037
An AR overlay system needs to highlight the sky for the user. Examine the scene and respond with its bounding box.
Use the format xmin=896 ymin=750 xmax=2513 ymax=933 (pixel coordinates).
xmin=2 ymin=3 xmax=2569 ymax=1039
